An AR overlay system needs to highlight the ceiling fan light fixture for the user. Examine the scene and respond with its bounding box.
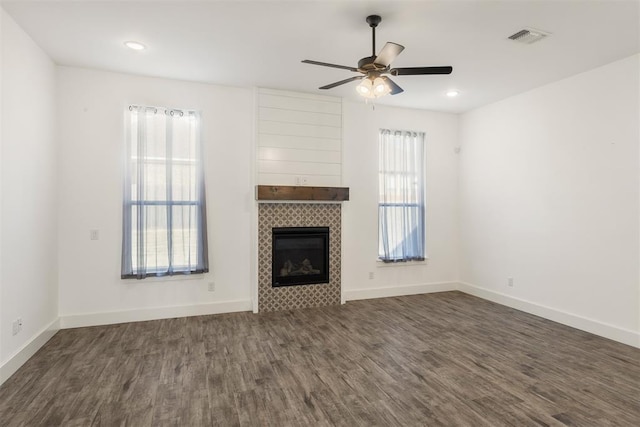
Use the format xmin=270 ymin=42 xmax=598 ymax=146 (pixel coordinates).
xmin=357 ymin=76 xmax=390 ymax=98
xmin=356 ymin=78 xmax=373 ymax=96
xmin=373 ymin=77 xmax=390 ymax=96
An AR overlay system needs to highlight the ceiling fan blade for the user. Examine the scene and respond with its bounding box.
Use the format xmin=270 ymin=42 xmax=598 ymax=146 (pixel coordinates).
xmin=390 ymin=66 xmax=453 ymax=76
xmin=375 ymin=42 xmax=405 ymax=67
xmin=382 ymin=76 xmax=404 ymax=95
xmin=319 ymin=76 xmax=364 ymax=90
xmin=302 ymin=60 xmax=359 ymax=72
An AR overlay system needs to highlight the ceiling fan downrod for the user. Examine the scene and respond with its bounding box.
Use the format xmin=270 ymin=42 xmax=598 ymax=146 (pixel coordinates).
xmin=366 ymin=15 xmax=382 ymax=57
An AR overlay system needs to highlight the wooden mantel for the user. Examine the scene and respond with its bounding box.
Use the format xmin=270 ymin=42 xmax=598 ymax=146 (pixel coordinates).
xmin=256 ymin=185 xmax=349 ymax=202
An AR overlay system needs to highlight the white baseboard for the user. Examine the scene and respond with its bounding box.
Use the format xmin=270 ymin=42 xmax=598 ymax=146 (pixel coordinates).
xmin=0 ymin=318 xmax=60 ymax=386
xmin=459 ymin=282 xmax=640 ymax=349
xmin=60 ymin=299 xmax=252 ymax=329
xmin=343 ymin=281 xmax=459 ymax=302
xmin=5 ymin=285 xmax=636 ymax=389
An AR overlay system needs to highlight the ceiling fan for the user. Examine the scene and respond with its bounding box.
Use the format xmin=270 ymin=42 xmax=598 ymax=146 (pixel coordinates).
xmin=302 ymin=15 xmax=453 ymax=98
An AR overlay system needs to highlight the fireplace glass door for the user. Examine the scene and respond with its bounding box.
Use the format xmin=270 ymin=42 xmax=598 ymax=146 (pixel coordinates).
xmin=272 ymin=227 xmax=329 ymax=287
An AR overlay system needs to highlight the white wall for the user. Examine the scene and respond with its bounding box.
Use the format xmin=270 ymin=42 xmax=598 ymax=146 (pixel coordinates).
xmin=0 ymin=8 xmax=4 ymax=365
xmin=57 ymin=67 xmax=254 ymax=326
xmin=1 ymin=9 xmax=58 ymax=375
xmin=459 ymin=54 xmax=640 ymax=346
xmin=342 ymin=101 xmax=460 ymax=300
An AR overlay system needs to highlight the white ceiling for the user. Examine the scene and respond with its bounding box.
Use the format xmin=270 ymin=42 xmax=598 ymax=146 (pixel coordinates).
xmin=3 ymin=0 xmax=639 ymax=113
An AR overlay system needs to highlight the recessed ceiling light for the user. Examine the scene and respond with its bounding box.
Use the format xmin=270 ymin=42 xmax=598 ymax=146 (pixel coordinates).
xmin=124 ymin=41 xmax=146 ymax=51
xmin=446 ymin=90 xmax=459 ymax=97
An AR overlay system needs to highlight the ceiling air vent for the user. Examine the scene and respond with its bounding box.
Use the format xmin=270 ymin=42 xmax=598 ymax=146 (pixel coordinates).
xmin=508 ymin=28 xmax=550 ymax=44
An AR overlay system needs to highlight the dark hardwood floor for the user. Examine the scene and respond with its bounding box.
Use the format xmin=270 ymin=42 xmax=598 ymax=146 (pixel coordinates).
xmin=1 ymin=291 xmax=639 ymax=426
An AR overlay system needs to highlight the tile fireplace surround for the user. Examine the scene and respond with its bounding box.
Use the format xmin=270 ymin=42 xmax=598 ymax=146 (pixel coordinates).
xmin=258 ymin=203 xmax=342 ymax=312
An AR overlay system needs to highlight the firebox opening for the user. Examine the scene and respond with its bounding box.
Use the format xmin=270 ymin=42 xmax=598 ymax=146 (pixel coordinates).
xmin=272 ymin=227 xmax=329 ymax=287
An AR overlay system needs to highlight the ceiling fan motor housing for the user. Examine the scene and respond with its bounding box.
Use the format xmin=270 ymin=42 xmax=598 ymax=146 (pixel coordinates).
xmin=358 ymin=56 xmax=388 ymax=72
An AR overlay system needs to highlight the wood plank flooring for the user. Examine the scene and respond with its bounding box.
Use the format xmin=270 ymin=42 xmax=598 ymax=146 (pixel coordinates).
xmin=1 ymin=291 xmax=639 ymax=426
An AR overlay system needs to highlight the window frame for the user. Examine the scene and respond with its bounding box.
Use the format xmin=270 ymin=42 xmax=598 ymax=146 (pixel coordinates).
xmin=121 ymin=105 xmax=209 ymax=280
xmin=377 ymin=128 xmax=427 ymax=263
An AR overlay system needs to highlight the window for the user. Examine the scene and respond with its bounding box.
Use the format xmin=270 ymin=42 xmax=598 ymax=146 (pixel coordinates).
xmin=121 ymin=105 xmax=208 ymax=279
xmin=378 ymin=129 xmax=426 ymax=262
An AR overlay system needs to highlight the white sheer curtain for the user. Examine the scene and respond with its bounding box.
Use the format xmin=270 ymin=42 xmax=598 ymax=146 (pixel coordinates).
xmin=121 ymin=106 xmax=208 ymax=279
xmin=378 ymin=129 xmax=426 ymax=262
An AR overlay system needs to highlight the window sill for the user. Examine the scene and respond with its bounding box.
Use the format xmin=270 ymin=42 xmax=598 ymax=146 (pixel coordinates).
xmin=121 ymin=273 xmax=206 ymax=283
xmin=376 ymin=258 xmax=429 ymax=268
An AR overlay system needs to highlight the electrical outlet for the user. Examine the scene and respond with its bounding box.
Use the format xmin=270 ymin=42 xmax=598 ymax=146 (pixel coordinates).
xmin=295 ymin=176 xmax=310 ymax=186
xmin=368 ymin=272 xmax=375 ymax=280
xmin=508 ymin=277 xmax=514 ymax=287
xmin=90 ymin=229 xmax=99 ymax=240
xmin=12 ymin=318 xmax=22 ymax=336
xmin=207 ymin=282 xmax=215 ymax=292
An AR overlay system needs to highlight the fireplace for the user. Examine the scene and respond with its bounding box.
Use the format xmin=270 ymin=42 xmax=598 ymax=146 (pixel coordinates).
xmin=272 ymin=227 xmax=329 ymax=287
xmin=258 ymin=203 xmax=341 ymax=312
